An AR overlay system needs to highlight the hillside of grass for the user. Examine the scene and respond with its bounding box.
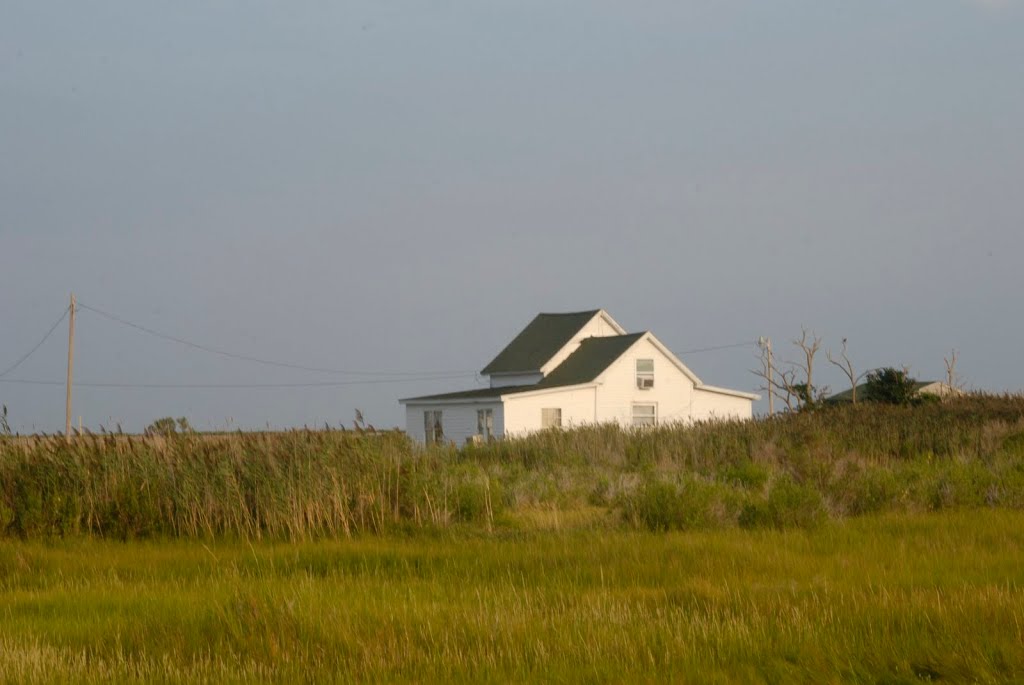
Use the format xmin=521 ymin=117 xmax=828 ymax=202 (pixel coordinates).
xmin=2 ymin=394 xmax=1024 ymax=540
xmin=1 ymin=511 xmax=1023 ymax=682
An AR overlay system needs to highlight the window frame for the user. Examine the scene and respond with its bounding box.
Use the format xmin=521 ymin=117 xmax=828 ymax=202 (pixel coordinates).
xmin=424 ymin=410 xmax=444 ymax=444
xmin=477 ymin=408 xmax=494 ymax=441
xmin=631 ymin=403 xmax=657 ymax=428
xmin=636 ymin=358 xmax=655 ymax=390
xmin=541 ymin=407 xmax=562 ymax=429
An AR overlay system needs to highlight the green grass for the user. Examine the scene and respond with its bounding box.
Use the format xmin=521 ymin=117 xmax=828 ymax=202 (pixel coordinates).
xmin=2 ymin=397 xmax=1024 ymax=680
xmin=1 ymin=510 xmax=1022 ymax=683
xmin=3 ymin=395 xmax=1024 ymax=540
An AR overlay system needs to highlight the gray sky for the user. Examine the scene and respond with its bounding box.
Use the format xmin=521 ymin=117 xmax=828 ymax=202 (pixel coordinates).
xmin=2 ymin=1 xmax=1022 ymax=432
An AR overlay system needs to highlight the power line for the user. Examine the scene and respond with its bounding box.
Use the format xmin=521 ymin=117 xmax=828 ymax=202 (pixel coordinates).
xmin=0 ymin=372 xmax=478 ymax=390
xmin=0 ymin=306 xmax=70 ymax=378
xmin=679 ymin=341 xmax=755 ymax=355
xmin=76 ymin=301 xmax=477 ymax=378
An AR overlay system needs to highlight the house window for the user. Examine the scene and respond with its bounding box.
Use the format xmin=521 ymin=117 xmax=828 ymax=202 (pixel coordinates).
xmin=424 ymin=410 xmax=443 ymax=444
xmin=477 ymin=409 xmax=494 ymax=441
xmin=632 ymin=404 xmax=657 ymax=427
xmin=636 ymin=359 xmax=654 ymax=390
xmin=541 ymin=408 xmax=562 ymax=429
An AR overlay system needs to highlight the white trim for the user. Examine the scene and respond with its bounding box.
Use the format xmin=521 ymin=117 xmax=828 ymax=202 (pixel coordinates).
xmin=400 ymin=396 xmax=504 ymax=406
xmin=401 ymin=382 xmax=600 ymax=405
xmin=596 ymin=309 xmax=628 ymax=336
xmin=641 ymin=332 xmax=704 ymax=385
xmin=538 ymin=310 xmax=628 ymax=376
xmin=695 ymin=384 xmax=761 ymax=401
xmin=500 ymin=382 xmax=597 ymax=400
xmin=611 ymin=332 xmax=759 ymax=401
xmin=631 ymin=401 xmax=658 ymax=427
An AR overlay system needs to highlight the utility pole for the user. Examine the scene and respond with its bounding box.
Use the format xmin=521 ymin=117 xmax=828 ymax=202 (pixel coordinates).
xmin=758 ymin=336 xmax=774 ymax=417
xmin=65 ymin=293 xmax=76 ymax=443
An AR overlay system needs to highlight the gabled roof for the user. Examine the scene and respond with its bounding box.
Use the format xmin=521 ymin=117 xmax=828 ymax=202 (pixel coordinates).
xmin=402 ymin=333 xmax=645 ymax=403
xmin=534 ymin=333 xmax=646 ymax=388
xmin=481 ymin=310 xmax=602 ymax=375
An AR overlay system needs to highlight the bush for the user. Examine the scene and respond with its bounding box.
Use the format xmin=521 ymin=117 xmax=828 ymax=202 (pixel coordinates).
xmin=739 ymin=477 xmax=826 ymax=530
xmin=721 ymin=460 xmax=770 ymax=490
xmin=3 ymin=395 xmax=1024 ymax=540
xmin=833 ymin=466 xmax=900 ymax=516
xmin=619 ymin=478 xmax=734 ymax=532
xmin=449 ymin=469 xmax=504 ymax=523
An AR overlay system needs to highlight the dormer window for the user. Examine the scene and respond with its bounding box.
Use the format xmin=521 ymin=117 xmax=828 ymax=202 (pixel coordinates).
xmin=636 ymin=359 xmax=654 ymax=389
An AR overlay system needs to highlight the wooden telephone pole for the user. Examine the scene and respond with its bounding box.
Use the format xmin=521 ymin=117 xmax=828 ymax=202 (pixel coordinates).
xmin=65 ymin=293 xmax=76 ymax=442
xmin=758 ymin=336 xmax=774 ymax=417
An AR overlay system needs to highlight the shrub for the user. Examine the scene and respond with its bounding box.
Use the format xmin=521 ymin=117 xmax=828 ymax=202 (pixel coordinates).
xmin=2 ymin=395 xmax=1024 ymax=540
xmin=449 ymin=468 xmax=504 ymax=524
xmin=834 ymin=466 xmax=900 ymax=516
xmin=739 ymin=477 xmax=826 ymax=530
xmin=618 ymin=478 xmax=734 ymax=532
xmin=720 ymin=460 xmax=769 ymax=490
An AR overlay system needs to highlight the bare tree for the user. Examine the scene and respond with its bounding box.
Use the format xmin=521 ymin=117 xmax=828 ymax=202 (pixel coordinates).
xmin=751 ymin=337 xmax=816 ymax=413
xmin=944 ymin=348 xmax=963 ymax=392
xmin=789 ymin=328 xmax=826 ymax=407
xmin=827 ymin=338 xmax=857 ymax=404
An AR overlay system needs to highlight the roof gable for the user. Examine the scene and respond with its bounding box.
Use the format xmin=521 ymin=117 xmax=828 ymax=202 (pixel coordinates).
xmin=403 ymin=332 xmax=644 ymax=403
xmin=535 ymin=333 xmax=646 ymax=388
xmin=481 ymin=310 xmax=602 ymax=375
xmin=402 ymin=330 xmax=761 ymax=404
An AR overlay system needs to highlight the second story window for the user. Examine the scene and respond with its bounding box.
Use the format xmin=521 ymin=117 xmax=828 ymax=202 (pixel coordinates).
xmin=636 ymin=359 xmax=654 ymax=389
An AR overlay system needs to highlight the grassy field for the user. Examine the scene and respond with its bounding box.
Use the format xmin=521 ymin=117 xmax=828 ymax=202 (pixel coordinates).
xmin=1 ymin=510 xmax=1023 ymax=683
xmin=3 ymin=395 xmax=1024 ymax=539
xmin=2 ymin=396 xmax=1024 ymax=681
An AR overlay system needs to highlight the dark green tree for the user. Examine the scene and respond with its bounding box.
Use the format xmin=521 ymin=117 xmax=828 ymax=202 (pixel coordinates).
xmin=145 ymin=416 xmax=192 ymax=436
xmin=864 ymin=367 xmax=918 ymax=405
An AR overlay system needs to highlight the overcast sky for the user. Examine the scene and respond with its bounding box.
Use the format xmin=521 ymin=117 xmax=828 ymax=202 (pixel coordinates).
xmin=1 ymin=1 xmax=1022 ymax=432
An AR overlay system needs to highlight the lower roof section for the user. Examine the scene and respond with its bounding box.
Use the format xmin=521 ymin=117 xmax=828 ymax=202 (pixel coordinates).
xmin=400 ymin=386 xmax=531 ymax=403
xmin=402 ymin=332 xmax=647 ymax=404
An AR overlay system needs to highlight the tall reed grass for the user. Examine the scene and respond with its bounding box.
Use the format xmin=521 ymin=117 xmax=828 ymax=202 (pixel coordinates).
xmin=2 ymin=394 xmax=1023 ymax=540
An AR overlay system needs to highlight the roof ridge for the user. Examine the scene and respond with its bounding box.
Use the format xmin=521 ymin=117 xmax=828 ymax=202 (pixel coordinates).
xmin=536 ymin=309 xmax=602 ymax=316
xmin=481 ymin=309 xmax=606 ymax=375
xmin=536 ymin=331 xmax=645 ymax=388
xmin=577 ymin=331 xmax=646 ymax=341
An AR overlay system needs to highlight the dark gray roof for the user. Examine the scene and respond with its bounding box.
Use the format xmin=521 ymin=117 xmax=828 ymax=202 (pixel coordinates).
xmin=480 ymin=310 xmax=600 ymax=375
xmin=400 ymin=386 xmax=530 ymax=402
xmin=535 ymin=333 xmax=645 ymax=388
xmin=404 ymin=332 xmax=645 ymax=403
xmin=826 ymin=380 xmax=935 ymax=403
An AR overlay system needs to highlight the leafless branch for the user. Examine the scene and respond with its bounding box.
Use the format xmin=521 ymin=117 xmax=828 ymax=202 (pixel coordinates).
xmin=827 ymin=338 xmax=857 ymax=404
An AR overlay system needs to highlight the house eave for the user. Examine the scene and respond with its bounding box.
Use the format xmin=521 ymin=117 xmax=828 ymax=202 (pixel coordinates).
xmin=695 ymin=384 xmax=760 ymax=401
xmin=399 ymin=396 xmax=506 ymax=406
xmin=502 ymin=382 xmax=598 ymax=400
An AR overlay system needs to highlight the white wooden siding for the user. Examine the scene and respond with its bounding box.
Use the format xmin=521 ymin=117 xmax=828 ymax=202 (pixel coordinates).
xmin=404 ymin=402 xmax=505 ymax=445
xmin=539 ymin=312 xmax=624 ymax=376
xmin=691 ymin=389 xmax=753 ymax=422
xmin=404 ymin=312 xmax=757 ymax=443
xmin=592 ymin=336 xmax=697 ymax=427
xmin=489 ymin=372 xmax=544 ymax=388
xmin=502 ymin=386 xmax=597 ymax=437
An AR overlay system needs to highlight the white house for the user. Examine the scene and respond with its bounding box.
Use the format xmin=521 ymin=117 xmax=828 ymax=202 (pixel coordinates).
xmin=400 ymin=309 xmax=759 ymax=445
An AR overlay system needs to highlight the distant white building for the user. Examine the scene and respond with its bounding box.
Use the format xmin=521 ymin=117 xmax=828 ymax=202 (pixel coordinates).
xmin=400 ymin=309 xmax=758 ymax=445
